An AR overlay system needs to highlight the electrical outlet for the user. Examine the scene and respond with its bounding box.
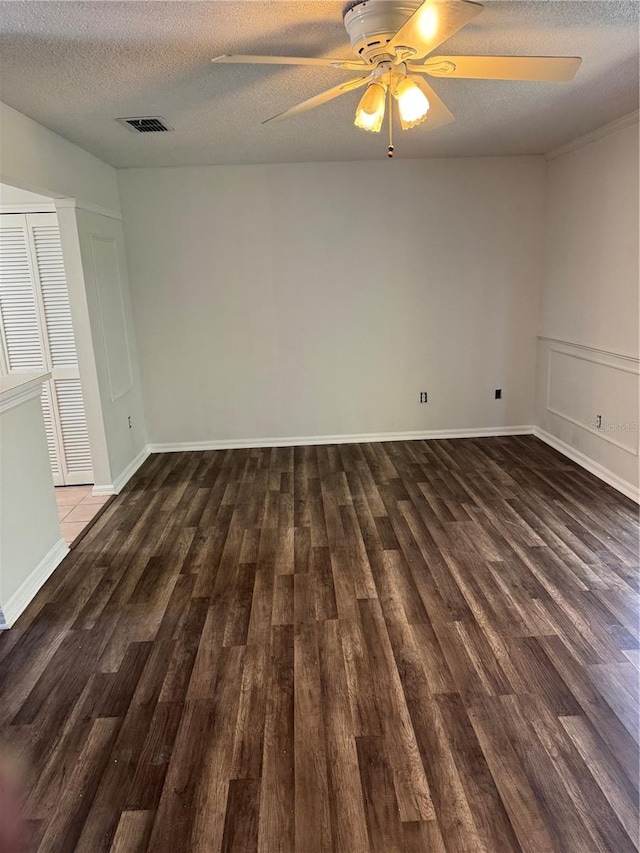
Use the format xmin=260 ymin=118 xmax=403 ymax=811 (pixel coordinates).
xmin=419 ymin=392 xmax=428 ymax=403
xmin=128 ymin=416 xmax=132 ymax=429
xmin=495 ymin=389 xmax=502 ymax=400
xmin=595 ymin=414 xmax=602 ymax=429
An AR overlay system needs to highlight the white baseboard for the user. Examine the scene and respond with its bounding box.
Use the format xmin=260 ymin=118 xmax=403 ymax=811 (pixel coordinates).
xmin=533 ymin=427 xmax=640 ymax=503
xmin=92 ymin=445 xmax=151 ymax=497
xmin=147 ymin=425 xmax=535 ymax=454
xmin=0 ymin=538 xmax=69 ymax=629
xmin=88 ymin=426 xmax=639 ymax=505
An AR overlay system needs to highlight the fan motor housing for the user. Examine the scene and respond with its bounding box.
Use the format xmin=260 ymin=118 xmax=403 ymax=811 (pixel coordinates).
xmin=343 ymin=0 xmax=422 ymax=64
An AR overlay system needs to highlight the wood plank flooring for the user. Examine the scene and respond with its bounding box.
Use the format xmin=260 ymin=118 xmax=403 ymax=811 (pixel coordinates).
xmin=1 ymin=436 xmax=638 ymax=852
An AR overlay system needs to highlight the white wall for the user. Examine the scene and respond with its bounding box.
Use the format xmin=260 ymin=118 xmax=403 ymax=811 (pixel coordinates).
xmin=56 ymin=205 xmax=147 ymax=488
xmin=0 ymin=377 xmax=65 ymax=626
xmin=119 ymin=157 xmax=546 ymax=445
xmin=74 ymin=208 xmax=147 ymax=480
xmin=0 ymin=183 xmax=53 ymax=206
xmin=536 ymin=119 xmax=639 ymax=498
xmin=0 ymin=102 xmax=147 ymax=489
xmin=0 ymin=102 xmax=120 ymax=211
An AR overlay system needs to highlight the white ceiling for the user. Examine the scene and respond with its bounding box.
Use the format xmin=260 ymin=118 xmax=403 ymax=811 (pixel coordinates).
xmin=0 ymin=1 xmax=637 ymax=167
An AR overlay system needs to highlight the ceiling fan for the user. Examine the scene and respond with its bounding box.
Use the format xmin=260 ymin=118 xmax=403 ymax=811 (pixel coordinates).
xmin=212 ymin=0 xmax=581 ymax=156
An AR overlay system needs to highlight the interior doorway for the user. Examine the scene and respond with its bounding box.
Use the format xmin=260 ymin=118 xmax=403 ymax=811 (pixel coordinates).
xmin=0 ymin=184 xmax=109 ymax=544
xmin=0 ymin=207 xmax=93 ymax=485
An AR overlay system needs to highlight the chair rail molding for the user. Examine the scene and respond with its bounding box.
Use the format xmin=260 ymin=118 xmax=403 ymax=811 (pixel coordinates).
xmin=537 ymin=336 xmax=639 ymax=364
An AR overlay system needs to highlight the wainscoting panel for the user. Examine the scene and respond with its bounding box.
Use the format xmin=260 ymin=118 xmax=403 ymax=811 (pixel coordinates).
xmin=547 ymin=347 xmax=639 ymax=454
xmin=536 ymin=337 xmax=639 ymax=500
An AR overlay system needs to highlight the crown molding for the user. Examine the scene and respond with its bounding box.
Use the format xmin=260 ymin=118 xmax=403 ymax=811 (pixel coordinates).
xmin=54 ymin=197 xmax=122 ymax=221
xmin=545 ymin=111 xmax=639 ymax=161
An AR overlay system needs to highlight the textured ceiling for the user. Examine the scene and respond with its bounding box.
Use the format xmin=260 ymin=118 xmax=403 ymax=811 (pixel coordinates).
xmin=0 ymin=1 xmax=638 ymax=167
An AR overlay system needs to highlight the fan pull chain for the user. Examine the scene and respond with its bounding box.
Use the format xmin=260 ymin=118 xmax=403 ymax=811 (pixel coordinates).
xmin=387 ymin=85 xmax=394 ymax=158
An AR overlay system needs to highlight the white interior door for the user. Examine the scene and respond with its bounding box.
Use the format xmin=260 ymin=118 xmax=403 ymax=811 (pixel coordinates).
xmin=0 ymin=212 xmax=93 ymax=485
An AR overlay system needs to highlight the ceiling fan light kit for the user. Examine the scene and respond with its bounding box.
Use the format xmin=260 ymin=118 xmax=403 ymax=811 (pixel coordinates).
xmin=212 ymin=0 xmax=582 ymax=157
xmin=395 ymin=77 xmax=431 ymax=128
xmin=355 ymin=81 xmax=387 ymax=132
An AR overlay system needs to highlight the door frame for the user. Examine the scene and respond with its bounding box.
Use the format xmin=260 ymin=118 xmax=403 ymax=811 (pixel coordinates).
xmin=0 ymin=186 xmax=113 ymax=492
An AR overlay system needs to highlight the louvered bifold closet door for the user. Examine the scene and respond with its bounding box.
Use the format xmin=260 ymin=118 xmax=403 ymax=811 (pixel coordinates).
xmin=40 ymin=379 xmax=63 ymax=484
xmin=28 ymin=213 xmax=93 ymax=485
xmin=0 ymin=212 xmax=93 ymax=485
xmin=0 ymin=215 xmax=64 ymax=482
xmin=0 ymin=216 xmax=45 ymax=372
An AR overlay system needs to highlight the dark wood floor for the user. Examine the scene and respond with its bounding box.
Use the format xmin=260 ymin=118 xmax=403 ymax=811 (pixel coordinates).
xmin=0 ymin=436 xmax=638 ymax=852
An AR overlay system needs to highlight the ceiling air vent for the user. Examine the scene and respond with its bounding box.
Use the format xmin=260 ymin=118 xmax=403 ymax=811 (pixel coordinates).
xmin=117 ymin=116 xmax=173 ymax=133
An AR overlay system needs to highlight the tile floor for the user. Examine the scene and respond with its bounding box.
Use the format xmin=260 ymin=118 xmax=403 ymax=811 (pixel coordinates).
xmin=55 ymin=485 xmax=110 ymax=546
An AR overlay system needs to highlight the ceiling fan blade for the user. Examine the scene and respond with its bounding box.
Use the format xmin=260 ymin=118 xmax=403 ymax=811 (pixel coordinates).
xmin=262 ymin=76 xmax=371 ymax=124
xmin=212 ymin=54 xmax=368 ymax=72
xmin=413 ymin=55 xmax=582 ymax=81
xmin=387 ymin=0 xmax=484 ymax=63
xmin=411 ymin=78 xmax=455 ymax=131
